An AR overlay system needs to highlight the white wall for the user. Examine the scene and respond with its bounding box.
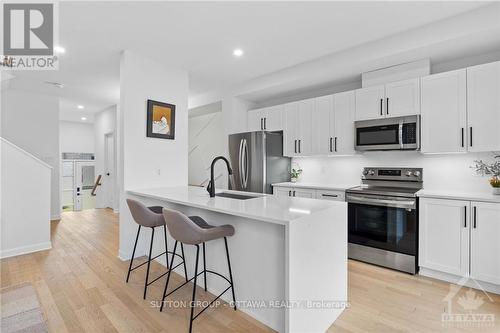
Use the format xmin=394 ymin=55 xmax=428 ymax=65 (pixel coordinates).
xmin=1 ymin=89 xmax=61 ymax=219
xmin=188 ymin=111 xmax=227 ymax=188
xmin=60 ymin=121 xmax=95 ymax=153
xmin=118 ymin=50 xmax=188 ymax=259
xmin=293 ymin=151 xmax=500 ymax=194
xmin=1 ymin=138 xmax=52 ymax=258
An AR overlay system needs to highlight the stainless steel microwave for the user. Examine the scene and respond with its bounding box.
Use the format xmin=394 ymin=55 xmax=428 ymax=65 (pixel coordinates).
xmin=355 ymin=115 xmax=420 ymax=151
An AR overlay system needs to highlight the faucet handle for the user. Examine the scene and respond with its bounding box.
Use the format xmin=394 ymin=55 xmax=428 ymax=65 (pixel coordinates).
xmin=206 ymin=180 xmax=212 ymax=194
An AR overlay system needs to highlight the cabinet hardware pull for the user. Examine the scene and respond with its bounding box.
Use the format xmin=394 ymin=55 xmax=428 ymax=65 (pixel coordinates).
xmin=329 ymin=137 xmax=332 ymax=152
xmin=260 ymin=118 xmax=263 ymax=130
xmin=293 ymin=191 xmax=296 ymax=197
xmin=264 ymin=117 xmax=267 ymax=130
xmin=470 ymin=127 xmax=473 ymax=147
xmin=294 ymin=140 xmax=297 ymax=153
xmin=298 ymin=140 xmax=301 ymax=153
xmin=380 ymin=99 xmax=383 ymax=116
xmin=473 ymin=206 xmax=477 ymax=228
xmin=386 ymin=97 xmax=389 ymax=115
xmin=461 ymin=128 xmax=464 ymax=147
xmin=335 ymin=137 xmax=338 ymax=152
xmin=322 ymin=194 xmax=338 ymax=198
xmin=289 ymin=190 xmax=291 ymax=196
xmin=464 ymin=205 xmax=467 ymax=228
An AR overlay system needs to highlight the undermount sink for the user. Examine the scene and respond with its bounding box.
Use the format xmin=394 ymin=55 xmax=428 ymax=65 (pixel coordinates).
xmin=215 ymin=192 xmax=262 ymax=200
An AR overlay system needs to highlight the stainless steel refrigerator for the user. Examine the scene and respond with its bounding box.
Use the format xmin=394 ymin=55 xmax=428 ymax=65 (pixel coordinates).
xmin=228 ymin=131 xmax=290 ymax=194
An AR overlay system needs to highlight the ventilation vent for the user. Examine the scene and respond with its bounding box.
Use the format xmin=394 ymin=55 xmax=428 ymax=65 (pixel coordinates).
xmin=62 ymin=152 xmax=94 ymax=160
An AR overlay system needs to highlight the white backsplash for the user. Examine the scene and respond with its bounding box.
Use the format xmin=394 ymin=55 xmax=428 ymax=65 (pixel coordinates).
xmin=293 ymin=151 xmax=499 ymax=193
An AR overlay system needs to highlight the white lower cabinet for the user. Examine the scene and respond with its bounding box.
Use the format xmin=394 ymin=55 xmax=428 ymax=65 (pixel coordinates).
xmin=315 ymin=189 xmax=345 ymax=201
xmin=273 ymin=186 xmax=345 ymax=201
xmin=419 ymin=197 xmax=500 ymax=287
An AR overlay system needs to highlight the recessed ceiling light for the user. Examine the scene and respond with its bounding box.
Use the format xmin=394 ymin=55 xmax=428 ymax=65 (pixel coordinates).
xmin=81 ymin=117 xmax=87 ymax=121
xmin=233 ymin=49 xmax=243 ymax=57
xmin=77 ymin=105 xmax=84 ymax=109
xmin=54 ymin=46 xmax=66 ymax=54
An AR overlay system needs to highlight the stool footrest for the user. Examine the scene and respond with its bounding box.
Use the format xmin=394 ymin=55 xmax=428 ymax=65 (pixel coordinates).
xmin=163 ymin=269 xmax=231 ymax=299
xmin=192 ymin=285 xmax=232 ymax=320
xmin=130 ymin=250 xmax=184 ymax=271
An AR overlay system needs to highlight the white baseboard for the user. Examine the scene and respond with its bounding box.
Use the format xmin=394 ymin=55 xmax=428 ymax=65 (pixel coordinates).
xmin=419 ymin=267 xmax=500 ymax=295
xmin=0 ymin=242 xmax=52 ymax=259
xmin=51 ymin=215 xmax=61 ymax=221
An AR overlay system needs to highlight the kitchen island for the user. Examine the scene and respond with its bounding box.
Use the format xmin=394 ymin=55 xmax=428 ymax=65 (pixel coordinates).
xmin=126 ymin=186 xmax=347 ymax=333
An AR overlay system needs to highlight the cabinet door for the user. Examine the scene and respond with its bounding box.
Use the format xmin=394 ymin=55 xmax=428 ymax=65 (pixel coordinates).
xmin=284 ymin=102 xmax=299 ymax=157
xmin=248 ymin=108 xmax=265 ymax=131
xmin=332 ymin=91 xmax=355 ymax=154
xmin=467 ymin=61 xmax=500 ymax=152
xmin=470 ymin=202 xmax=500 ymax=285
xmin=355 ymin=85 xmax=385 ymax=121
xmin=385 ymin=78 xmax=420 ymax=117
xmin=312 ymin=95 xmax=333 ymax=155
xmin=419 ymin=198 xmax=469 ymax=277
xmin=264 ymin=105 xmax=284 ymax=131
xmin=273 ymin=186 xmax=292 ymax=197
xmin=297 ymin=99 xmax=314 ymax=155
xmin=316 ymin=190 xmax=345 ymax=201
xmin=293 ymin=188 xmax=316 ymax=198
xmin=420 ymin=69 xmax=467 ymax=153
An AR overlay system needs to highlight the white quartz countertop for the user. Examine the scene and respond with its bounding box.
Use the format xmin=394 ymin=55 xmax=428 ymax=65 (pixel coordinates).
xmin=127 ymin=186 xmax=346 ymax=225
xmin=272 ymin=182 xmax=357 ymax=191
xmin=417 ymin=190 xmax=500 ymax=203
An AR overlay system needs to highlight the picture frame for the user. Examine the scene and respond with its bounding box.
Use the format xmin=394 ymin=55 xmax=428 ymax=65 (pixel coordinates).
xmin=146 ymin=99 xmax=176 ymax=140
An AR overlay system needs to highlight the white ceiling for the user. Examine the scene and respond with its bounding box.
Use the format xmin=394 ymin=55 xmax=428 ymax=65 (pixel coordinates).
xmin=4 ymin=1 xmax=494 ymax=122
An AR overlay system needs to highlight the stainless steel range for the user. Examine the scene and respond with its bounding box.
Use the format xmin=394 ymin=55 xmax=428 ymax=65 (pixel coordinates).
xmin=346 ymin=167 xmax=423 ymax=274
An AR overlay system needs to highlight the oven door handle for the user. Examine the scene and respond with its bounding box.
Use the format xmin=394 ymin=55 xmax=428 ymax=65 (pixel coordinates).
xmin=346 ymin=194 xmax=416 ymax=209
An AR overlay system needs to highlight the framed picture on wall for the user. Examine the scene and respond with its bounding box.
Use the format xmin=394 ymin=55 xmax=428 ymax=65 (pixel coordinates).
xmin=146 ymin=99 xmax=176 ymax=139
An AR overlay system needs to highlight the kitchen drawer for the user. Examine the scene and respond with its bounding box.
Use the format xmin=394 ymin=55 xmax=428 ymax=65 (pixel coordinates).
xmin=316 ymin=190 xmax=345 ymax=201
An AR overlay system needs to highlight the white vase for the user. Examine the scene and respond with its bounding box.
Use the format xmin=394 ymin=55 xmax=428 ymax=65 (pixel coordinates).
xmin=493 ymin=187 xmax=500 ymax=195
xmin=291 ymin=177 xmax=297 ymax=183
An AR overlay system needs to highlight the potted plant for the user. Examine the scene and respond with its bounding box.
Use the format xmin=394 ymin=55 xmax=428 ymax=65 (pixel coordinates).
xmin=290 ymin=167 xmax=303 ymax=183
xmin=472 ymin=155 xmax=500 ymax=195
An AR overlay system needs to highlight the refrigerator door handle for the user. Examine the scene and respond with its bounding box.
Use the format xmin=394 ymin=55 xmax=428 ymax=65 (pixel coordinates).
xmin=242 ymin=139 xmax=249 ymax=189
xmin=238 ymin=139 xmax=245 ymax=189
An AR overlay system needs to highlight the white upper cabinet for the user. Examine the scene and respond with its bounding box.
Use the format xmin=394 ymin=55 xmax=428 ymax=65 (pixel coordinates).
xmin=284 ymin=102 xmax=299 ymax=156
xmin=297 ymin=99 xmax=313 ymax=155
xmin=385 ymin=78 xmax=420 ymax=117
xmin=247 ymin=105 xmax=283 ymax=132
xmin=332 ymin=91 xmax=355 ymax=154
xmin=312 ymin=94 xmax=333 ymax=155
xmin=470 ymin=201 xmax=500 ymax=285
xmin=355 ymin=85 xmax=385 ymax=121
xmin=419 ymin=198 xmax=470 ymax=277
xmin=420 ymin=69 xmax=467 ymax=153
xmin=467 ymin=61 xmax=500 ymax=152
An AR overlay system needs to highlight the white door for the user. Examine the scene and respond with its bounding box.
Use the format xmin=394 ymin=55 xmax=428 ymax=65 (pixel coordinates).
xmin=284 ymin=102 xmax=299 ymax=157
xmin=297 ymin=99 xmax=314 ymax=155
xmin=293 ymin=188 xmax=316 ymax=198
xmin=470 ymin=202 xmax=500 ymax=285
xmin=420 ymin=69 xmax=467 ymax=153
xmin=419 ymin=198 xmax=469 ymax=277
xmin=312 ymin=95 xmax=333 ymax=155
xmin=74 ymin=161 xmax=96 ymax=211
xmin=385 ymin=78 xmax=420 ymax=117
xmin=247 ymin=108 xmax=266 ymax=131
xmin=104 ymin=133 xmax=115 ymax=209
xmin=355 ymin=85 xmax=385 ymax=121
xmin=264 ymin=105 xmax=284 ymax=131
xmin=332 ymin=91 xmax=355 ymax=154
xmin=273 ymin=187 xmax=292 ymax=197
xmin=467 ymin=61 xmax=500 ymax=152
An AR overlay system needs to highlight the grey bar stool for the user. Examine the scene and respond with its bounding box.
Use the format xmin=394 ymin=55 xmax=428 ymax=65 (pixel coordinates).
xmin=159 ymin=208 xmax=236 ymax=333
xmin=126 ymin=199 xmax=188 ymax=299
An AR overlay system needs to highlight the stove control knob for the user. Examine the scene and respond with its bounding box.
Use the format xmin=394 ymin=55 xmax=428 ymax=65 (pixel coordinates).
xmin=413 ymin=171 xmax=421 ymax=178
xmin=362 ymin=170 xmax=369 ymax=176
xmin=368 ymin=169 xmax=375 ymax=176
xmin=405 ymin=171 xmax=413 ymax=177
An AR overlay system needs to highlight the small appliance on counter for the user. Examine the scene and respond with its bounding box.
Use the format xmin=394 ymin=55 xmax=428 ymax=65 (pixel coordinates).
xmin=355 ymin=115 xmax=420 ymax=151
xmin=346 ymin=167 xmax=423 ymax=274
xmin=228 ymin=131 xmax=290 ymax=194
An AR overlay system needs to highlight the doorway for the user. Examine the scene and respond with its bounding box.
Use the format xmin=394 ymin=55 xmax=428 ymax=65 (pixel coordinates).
xmin=104 ymin=132 xmax=116 ymax=210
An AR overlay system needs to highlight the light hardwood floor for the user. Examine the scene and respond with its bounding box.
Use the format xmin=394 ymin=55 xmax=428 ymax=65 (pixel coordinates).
xmin=1 ymin=209 xmax=499 ymax=333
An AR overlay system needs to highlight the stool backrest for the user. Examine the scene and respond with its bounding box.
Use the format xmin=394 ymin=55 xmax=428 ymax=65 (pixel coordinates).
xmin=162 ymin=208 xmax=204 ymax=245
xmin=126 ymin=199 xmax=162 ymax=227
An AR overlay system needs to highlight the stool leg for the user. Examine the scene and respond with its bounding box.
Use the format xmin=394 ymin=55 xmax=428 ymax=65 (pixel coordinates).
xmin=189 ymin=244 xmax=200 ymax=333
xmin=160 ymin=241 xmax=178 ymax=312
xmin=143 ymin=227 xmax=155 ymax=300
xmin=202 ymin=242 xmax=207 ymax=291
xmin=224 ymin=237 xmax=237 ymax=310
xmin=180 ymin=243 xmax=188 ymax=282
xmin=163 ymin=225 xmax=169 ymax=269
xmin=126 ymin=225 xmax=141 ymax=283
